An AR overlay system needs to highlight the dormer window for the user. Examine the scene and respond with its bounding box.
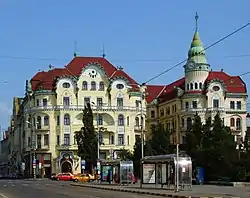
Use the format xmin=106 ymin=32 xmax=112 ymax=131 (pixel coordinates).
xmin=99 ymin=82 xmax=104 ymax=91
xmin=116 ymin=84 xmax=124 ymax=89
xmin=82 ymin=81 xmax=88 ymax=90
xmin=62 ymin=82 xmax=70 ymax=88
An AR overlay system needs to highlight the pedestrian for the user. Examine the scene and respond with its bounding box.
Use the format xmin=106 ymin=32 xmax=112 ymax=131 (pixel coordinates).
xmin=107 ymin=169 xmax=111 ymax=184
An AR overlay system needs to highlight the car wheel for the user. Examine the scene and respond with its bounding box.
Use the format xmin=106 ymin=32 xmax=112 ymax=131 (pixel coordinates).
xmin=73 ymin=179 xmax=78 ymax=182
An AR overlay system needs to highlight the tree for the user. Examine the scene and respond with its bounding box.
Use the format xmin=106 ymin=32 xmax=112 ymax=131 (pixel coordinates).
xmin=74 ymin=103 xmax=98 ymax=172
xmin=149 ymin=123 xmax=172 ymax=155
xmin=118 ymin=148 xmax=133 ymax=160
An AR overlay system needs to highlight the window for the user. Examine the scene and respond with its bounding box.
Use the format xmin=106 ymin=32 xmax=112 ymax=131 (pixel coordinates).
xmin=99 ymin=82 xmax=104 ymax=91
xmin=236 ymin=118 xmax=241 ymax=130
xmin=64 ymin=114 xmax=70 ymax=125
xmin=63 ymin=97 xmax=70 ymax=106
xmin=195 ymin=82 xmax=198 ymax=89
xmin=44 ymin=134 xmax=49 ymax=145
xmin=91 ymin=81 xmax=96 ymax=90
xmin=118 ymin=134 xmax=124 ymax=145
xmin=213 ymin=86 xmax=220 ymax=91
xmin=213 ymin=99 xmax=219 ymax=108
xmin=230 ymin=101 xmax=235 ymax=109
xmin=187 ymin=84 xmax=189 ymax=90
xmin=57 ymin=115 xmax=60 ymax=126
xmin=160 ymin=109 xmax=164 ymax=116
xmin=36 ymin=99 xmax=40 ymax=107
xmin=117 ymin=98 xmax=123 ymax=107
xmin=192 ymin=101 xmax=197 ymax=109
xmin=141 ymin=117 xmax=144 ymax=129
xmin=57 ymin=135 xmax=60 ymax=145
xmin=84 ymin=97 xmax=90 ymax=106
xmin=99 ymin=133 xmax=103 ymax=145
xmin=110 ymin=135 xmax=114 ymax=144
xmin=187 ymin=117 xmax=192 ymax=130
xmin=27 ymin=117 xmax=31 ymax=128
xmin=42 ymin=98 xmax=47 ymax=107
xmin=135 ymin=100 xmax=140 ymax=108
xmin=62 ymin=82 xmax=70 ymax=88
xmin=127 ymin=116 xmax=129 ymax=126
xmin=118 ymin=115 xmax=124 ymax=126
xmin=116 ymin=84 xmax=124 ymax=89
xmin=44 ymin=116 xmax=49 ymax=126
xmin=64 ymin=134 xmax=70 ymax=145
xmin=185 ymin=102 xmax=189 ymax=110
xmin=230 ymin=118 xmax=235 ymax=127
xmin=97 ymin=115 xmax=103 ymax=125
xmin=82 ymin=81 xmax=88 ymax=90
xmin=37 ymin=135 xmax=41 ymax=148
xmin=127 ymin=135 xmax=129 ymax=145
xmin=199 ymin=82 xmax=202 ymax=89
xmin=97 ymin=98 xmax=103 ymax=107
xmin=28 ymin=137 xmax=31 ymax=147
xmin=151 ymin=110 xmax=155 ymax=118
xmin=237 ymin=101 xmax=241 ymax=110
xmin=135 ymin=135 xmax=140 ymax=141
xmin=190 ymin=83 xmax=193 ymax=90
xmin=135 ymin=117 xmax=139 ymax=126
xmin=37 ymin=116 xmax=42 ymax=129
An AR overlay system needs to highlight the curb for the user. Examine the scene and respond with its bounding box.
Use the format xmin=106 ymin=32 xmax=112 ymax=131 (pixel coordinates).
xmin=70 ymin=183 xmax=240 ymax=198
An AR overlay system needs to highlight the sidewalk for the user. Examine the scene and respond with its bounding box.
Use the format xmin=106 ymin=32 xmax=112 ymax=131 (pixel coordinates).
xmin=70 ymin=182 xmax=247 ymax=198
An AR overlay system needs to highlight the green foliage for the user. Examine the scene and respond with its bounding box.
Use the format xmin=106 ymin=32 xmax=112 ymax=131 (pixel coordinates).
xmin=118 ymin=148 xmax=133 ymax=160
xmin=74 ymin=103 xmax=98 ymax=171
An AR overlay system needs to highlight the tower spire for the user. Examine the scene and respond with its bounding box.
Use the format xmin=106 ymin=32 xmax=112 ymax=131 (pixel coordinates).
xmin=195 ymin=12 xmax=199 ymax=31
xmin=101 ymin=44 xmax=106 ymax=58
xmin=73 ymin=40 xmax=78 ymax=57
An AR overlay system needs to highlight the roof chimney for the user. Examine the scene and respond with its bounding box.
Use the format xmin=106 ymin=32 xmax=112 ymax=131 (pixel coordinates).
xmin=221 ymin=69 xmax=223 ymax=72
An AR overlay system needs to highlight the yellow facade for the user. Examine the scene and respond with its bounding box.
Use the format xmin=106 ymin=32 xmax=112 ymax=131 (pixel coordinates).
xmin=16 ymin=60 xmax=146 ymax=177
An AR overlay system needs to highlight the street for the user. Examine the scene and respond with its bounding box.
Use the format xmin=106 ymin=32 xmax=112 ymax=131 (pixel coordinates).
xmin=0 ymin=179 xmax=161 ymax=198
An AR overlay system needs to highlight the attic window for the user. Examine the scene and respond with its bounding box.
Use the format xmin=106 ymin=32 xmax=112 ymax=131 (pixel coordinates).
xmin=230 ymin=79 xmax=234 ymax=83
xmin=212 ymin=86 xmax=220 ymax=91
xmin=62 ymin=82 xmax=70 ymax=88
xmin=116 ymin=84 xmax=124 ymax=90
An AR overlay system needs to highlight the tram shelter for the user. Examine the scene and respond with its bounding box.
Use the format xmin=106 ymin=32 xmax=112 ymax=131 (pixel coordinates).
xmin=99 ymin=159 xmax=133 ymax=184
xmin=140 ymin=154 xmax=192 ymax=190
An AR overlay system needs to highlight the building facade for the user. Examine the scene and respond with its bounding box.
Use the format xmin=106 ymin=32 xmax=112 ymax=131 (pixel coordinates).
xmin=146 ymin=29 xmax=248 ymax=145
xmin=16 ymin=57 xmax=146 ymax=178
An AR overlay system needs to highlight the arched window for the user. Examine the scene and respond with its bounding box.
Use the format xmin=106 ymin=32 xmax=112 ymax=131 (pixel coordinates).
xmin=110 ymin=135 xmax=114 ymax=144
xmin=64 ymin=114 xmax=70 ymax=125
xmin=91 ymin=81 xmax=96 ymax=90
xmin=135 ymin=117 xmax=139 ymax=126
xmin=118 ymin=115 xmax=124 ymax=126
xmin=97 ymin=115 xmax=103 ymax=125
xmin=230 ymin=118 xmax=235 ymax=127
xmin=37 ymin=116 xmax=42 ymax=129
xmin=44 ymin=116 xmax=49 ymax=126
xmin=187 ymin=117 xmax=192 ymax=130
xmin=236 ymin=118 xmax=241 ymax=130
xmin=195 ymin=82 xmax=198 ymax=89
xmin=187 ymin=84 xmax=189 ymax=90
xmin=99 ymin=82 xmax=104 ymax=91
xmin=199 ymin=82 xmax=202 ymax=89
xmin=82 ymin=81 xmax=88 ymax=90
xmin=190 ymin=83 xmax=193 ymax=90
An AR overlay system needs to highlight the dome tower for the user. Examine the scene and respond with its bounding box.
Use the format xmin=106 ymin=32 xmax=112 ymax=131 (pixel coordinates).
xmin=184 ymin=13 xmax=210 ymax=92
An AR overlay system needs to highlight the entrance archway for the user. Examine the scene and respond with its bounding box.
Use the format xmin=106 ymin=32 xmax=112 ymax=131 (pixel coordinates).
xmin=61 ymin=161 xmax=72 ymax=173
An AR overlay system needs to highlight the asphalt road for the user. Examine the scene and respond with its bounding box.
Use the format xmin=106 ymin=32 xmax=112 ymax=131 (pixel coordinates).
xmin=0 ymin=179 xmax=161 ymax=198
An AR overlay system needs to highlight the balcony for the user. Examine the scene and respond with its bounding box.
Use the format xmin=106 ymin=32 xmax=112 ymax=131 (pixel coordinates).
xmin=100 ymin=144 xmax=130 ymax=150
xmin=231 ymin=126 xmax=242 ymax=132
xmin=56 ymin=144 xmax=78 ymax=150
xmin=25 ymin=105 xmax=146 ymax=113
xmin=35 ymin=125 xmax=50 ymax=132
xmin=36 ymin=145 xmax=50 ymax=150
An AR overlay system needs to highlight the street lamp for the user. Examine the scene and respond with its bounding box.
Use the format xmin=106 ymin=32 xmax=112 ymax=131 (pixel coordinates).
xmin=127 ymin=83 xmax=146 ymax=158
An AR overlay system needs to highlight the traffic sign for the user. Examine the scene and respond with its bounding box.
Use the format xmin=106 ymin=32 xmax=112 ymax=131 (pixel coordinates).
xmin=81 ymin=160 xmax=86 ymax=170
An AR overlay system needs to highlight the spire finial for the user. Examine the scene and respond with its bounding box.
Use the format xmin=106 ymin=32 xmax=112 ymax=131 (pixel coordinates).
xmin=74 ymin=40 xmax=77 ymax=57
xmin=195 ymin=12 xmax=199 ymax=31
xmin=102 ymin=44 xmax=106 ymax=58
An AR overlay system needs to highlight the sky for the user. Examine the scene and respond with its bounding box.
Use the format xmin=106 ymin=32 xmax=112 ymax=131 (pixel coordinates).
xmin=0 ymin=0 xmax=249 ymax=131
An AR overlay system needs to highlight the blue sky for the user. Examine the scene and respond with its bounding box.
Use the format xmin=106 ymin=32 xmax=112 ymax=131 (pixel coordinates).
xmin=0 ymin=0 xmax=250 ymax=130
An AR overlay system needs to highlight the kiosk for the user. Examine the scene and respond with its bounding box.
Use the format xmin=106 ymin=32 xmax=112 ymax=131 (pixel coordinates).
xmin=140 ymin=154 xmax=192 ymax=190
xmin=99 ymin=159 xmax=134 ymax=184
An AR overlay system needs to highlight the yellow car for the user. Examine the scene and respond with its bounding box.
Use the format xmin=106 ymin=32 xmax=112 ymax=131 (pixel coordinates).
xmin=74 ymin=173 xmax=95 ymax=182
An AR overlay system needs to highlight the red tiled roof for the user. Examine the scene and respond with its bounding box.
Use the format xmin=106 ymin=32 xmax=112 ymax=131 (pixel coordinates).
xmin=156 ymin=71 xmax=246 ymax=104
xmin=30 ymin=57 xmax=138 ymax=91
xmin=146 ymin=85 xmax=165 ymax=103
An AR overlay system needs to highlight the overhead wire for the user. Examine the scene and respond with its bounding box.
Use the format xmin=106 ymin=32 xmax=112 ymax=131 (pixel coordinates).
xmin=143 ymin=22 xmax=250 ymax=84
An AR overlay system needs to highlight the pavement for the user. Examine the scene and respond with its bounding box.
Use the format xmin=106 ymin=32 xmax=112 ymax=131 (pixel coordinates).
xmin=0 ymin=179 xmax=165 ymax=198
xmin=70 ymin=182 xmax=250 ymax=198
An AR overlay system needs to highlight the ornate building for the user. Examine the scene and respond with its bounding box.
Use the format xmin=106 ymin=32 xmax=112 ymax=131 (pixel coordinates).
xmin=16 ymin=56 xmax=146 ymax=177
xmin=146 ymin=25 xmax=248 ymax=146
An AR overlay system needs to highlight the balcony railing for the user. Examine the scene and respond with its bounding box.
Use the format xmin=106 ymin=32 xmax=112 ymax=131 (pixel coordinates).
xmin=25 ymin=105 xmax=146 ymax=112
xmin=181 ymin=107 xmax=246 ymax=112
xmin=56 ymin=144 xmax=78 ymax=150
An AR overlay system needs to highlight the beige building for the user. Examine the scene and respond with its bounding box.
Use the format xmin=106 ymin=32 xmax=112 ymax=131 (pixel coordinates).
xmin=16 ymin=56 xmax=146 ymax=178
xmin=146 ymin=29 xmax=248 ymax=145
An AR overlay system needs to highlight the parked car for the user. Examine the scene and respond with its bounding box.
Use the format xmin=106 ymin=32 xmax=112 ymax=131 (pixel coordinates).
xmin=54 ymin=173 xmax=77 ymax=181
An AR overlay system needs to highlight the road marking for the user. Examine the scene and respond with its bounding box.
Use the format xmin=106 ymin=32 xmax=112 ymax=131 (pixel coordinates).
xmin=0 ymin=193 xmax=8 ymax=198
xmin=22 ymin=184 xmax=29 ymax=186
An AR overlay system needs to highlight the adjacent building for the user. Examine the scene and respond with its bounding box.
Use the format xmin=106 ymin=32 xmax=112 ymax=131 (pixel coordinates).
xmin=14 ymin=56 xmax=146 ymax=178
xmin=146 ymin=28 xmax=248 ymax=146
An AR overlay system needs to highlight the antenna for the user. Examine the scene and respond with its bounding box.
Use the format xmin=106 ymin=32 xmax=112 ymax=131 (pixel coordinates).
xmin=102 ymin=44 xmax=106 ymax=58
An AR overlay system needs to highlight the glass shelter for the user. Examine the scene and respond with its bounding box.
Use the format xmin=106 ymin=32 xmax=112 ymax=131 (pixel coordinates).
xmin=140 ymin=154 xmax=192 ymax=190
